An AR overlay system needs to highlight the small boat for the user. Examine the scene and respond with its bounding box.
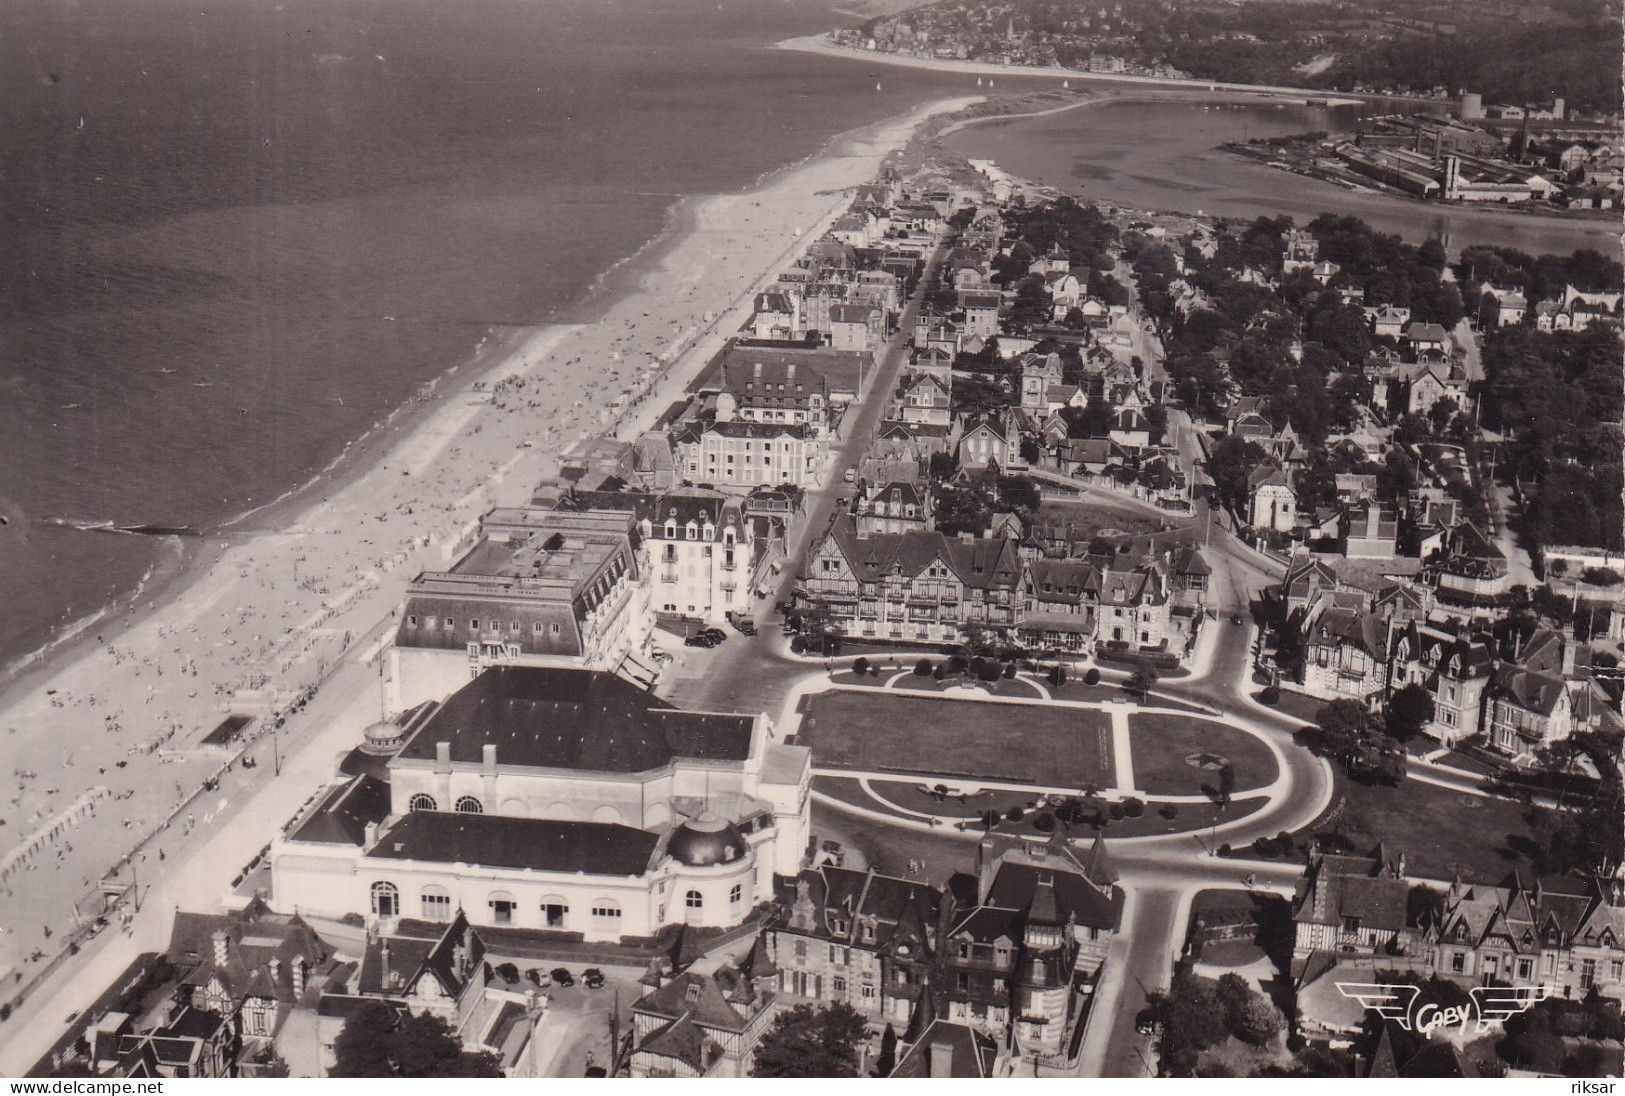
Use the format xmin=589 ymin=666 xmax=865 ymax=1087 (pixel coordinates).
xmin=875 ymin=81 xmax=882 ymax=91
xmin=977 ymin=76 xmax=983 ymax=87
xmin=1062 ymin=79 xmax=1069 ymax=89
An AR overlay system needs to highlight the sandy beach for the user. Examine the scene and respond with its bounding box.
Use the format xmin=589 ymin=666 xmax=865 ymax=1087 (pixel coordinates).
xmin=775 ymin=33 xmax=1379 ymax=105
xmin=0 ymin=90 xmax=981 ymax=1057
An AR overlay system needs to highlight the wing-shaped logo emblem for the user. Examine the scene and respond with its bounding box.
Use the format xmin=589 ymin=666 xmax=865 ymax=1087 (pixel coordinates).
xmin=1469 ymin=984 xmax=1548 ymax=1032
xmin=1335 ymin=982 xmax=1422 ymax=1030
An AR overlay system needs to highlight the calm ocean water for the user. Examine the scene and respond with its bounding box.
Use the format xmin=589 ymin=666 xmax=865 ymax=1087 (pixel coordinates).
xmin=947 ymin=97 xmax=1620 ymax=257
xmin=0 ymin=0 xmax=1013 ymax=668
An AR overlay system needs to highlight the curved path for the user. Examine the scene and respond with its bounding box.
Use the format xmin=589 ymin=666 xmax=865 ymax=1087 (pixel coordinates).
xmin=665 ymin=619 xmax=1334 ymax=1078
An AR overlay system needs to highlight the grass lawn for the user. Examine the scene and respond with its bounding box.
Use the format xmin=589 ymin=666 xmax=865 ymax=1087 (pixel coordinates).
xmin=817 ymin=774 xmax=1265 ymax=840
xmin=1127 ymin=712 xmax=1279 ymax=796
xmin=1312 ymin=774 xmax=1545 ymax=882
xmin=801 ymin=690 xmax=1115 ymax=787
xmin=1259 ymin=688 xmax=1321 ymax=727
xmin=828 ymin=668 xmax=1047 ymax=700
xmin=1188 ymin=888 xmax=1294 ymax=969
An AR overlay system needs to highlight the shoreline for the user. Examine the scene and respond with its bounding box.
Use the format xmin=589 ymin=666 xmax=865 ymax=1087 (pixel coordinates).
xmin=773 ymin=32 xmax=1420 ymax=105
xmin=0 ymin=87 xmax=934 ymax=694
xmin=0 ymin=92 xmax=981 ymax=994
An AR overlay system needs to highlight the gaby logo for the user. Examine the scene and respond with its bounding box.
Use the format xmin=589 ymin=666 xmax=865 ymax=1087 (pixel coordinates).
xmin=1334 ymin=982 xmax=1548 ymax=1034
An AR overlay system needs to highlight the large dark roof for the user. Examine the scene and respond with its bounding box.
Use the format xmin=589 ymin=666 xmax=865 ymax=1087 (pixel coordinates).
xmin=289 ymin=775 xmax=391 ymax=846
xmin=986 ymin=862 xmax=1122 ymax=931
xmin=367 ymin=812 xmax=659 ymax=876
xmin=393 ymin=666 xmax=753 ymax=774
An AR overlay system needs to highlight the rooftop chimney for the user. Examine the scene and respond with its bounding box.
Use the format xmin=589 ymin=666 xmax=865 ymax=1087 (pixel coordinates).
xmin=211 ymin=929 xmax=229 ymax=967
xmin=435 ymin=740 xmax=451 ymax=771
xmin=268 ymin=956 xmax=281 ymax=986
xmin=363 ymin=821 xmax=379 ymax=851
xmin=929 ymin=1040 xmax=954 ymax=1079
xmin=482 ymin=743 xmax=498 ymax=772
xmin=293 ymin=956 xmax=307 ymax=997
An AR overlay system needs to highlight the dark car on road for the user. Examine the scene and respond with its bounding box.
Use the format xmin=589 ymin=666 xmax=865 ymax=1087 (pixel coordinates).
xmin=550 ymin=968 xmax=575 ymax=987
xmin=733 ymin=618 xmax=757 ymax=635
xmin=700 ymin=627 xmax=726 ymax=643
xmin=684 ymin=634 xmax=716 ymax=648
xmin=583 ymin=968 xmax=606 ymax=989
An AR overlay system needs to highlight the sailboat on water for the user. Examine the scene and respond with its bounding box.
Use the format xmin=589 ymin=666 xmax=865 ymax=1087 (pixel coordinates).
xmin=976 ymin=76 xmax=983 ymax=87
xmin=1062 ymin=79 xmax=1070 ymax=89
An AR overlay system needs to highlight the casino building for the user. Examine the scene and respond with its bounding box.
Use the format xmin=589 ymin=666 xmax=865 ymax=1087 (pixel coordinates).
xmin=268 ymin=666 xmax=808 ymax=942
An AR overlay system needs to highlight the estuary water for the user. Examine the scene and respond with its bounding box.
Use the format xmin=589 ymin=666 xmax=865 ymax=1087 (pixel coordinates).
xmin=946 ymin=96 xmax=1618 ymax=257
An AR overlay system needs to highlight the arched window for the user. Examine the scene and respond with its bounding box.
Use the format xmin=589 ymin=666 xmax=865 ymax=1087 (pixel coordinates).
xmin=408 ymin=793 xmax=436 ymax=812
xmin=371 ymin=882 xmax=399 ymax=918
xmin=590 ymin=900 xmax=622 ymax=923
xmin=685 ymin=890 xmax=704 ymax=910
xmin=540 ymin=896 xmax=569 ymax=929
xmin=730 ymin=883 xmax=743 ymax=906
xmin=454 ymin=796 xmax=483 ymax=814
xmin=488 ymin=891 xmax=517 ymax=925
xmin=420 ymin=885 xmax=451 ymax=920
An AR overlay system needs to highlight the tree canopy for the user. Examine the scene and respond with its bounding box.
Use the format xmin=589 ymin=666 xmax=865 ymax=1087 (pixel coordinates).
xmin=331 ymin=1001 xmax=504 ymax=1078
xmin=750 ymin=1002 xmax=868 ymax=1078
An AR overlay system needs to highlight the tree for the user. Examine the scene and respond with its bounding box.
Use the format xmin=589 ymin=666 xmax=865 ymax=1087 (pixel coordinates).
xmin=1313 ymin=699 xmax=1379 ymax=765
xmin=331 ymin=1002 xmax=396 ymax=1078
xmin=751 ymin=1002 xmax=868 ymax=1078
xmin=1127 ymin=663 xmax=1160 ymax=700
xmin=1206 ymin=434 xmax=1268 ymax=515
xmin=1385 ymin=683 xmax=1434 ymax=742
xmin=875 ymin=1024 xmax=898 ymax=1077
xmin=331 ymin=1001 xmax=502 ymax=1078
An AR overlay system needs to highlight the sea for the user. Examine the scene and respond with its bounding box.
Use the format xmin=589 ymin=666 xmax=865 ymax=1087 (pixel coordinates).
xmin=945 ymin=96 xmax=1621 ymax=257
xmin=4 ymin=4 xmax=1616 ymax=676
xmin=0 ymin=0 xmax=1006 ymax=672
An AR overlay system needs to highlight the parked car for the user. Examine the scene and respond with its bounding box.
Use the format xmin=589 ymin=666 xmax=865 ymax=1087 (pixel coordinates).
xmin=550 ymin=968 xmax=575 ymax=987
xmin=699 ymin=628 xmax=727 ymax=643
xmin=684 ymin=634 xmax=716 ymax=648
xmin=734 ymin=619 xmax=757 ymax=636
xmin=1135 ymin=1009 xmax=1163 ymax=1036
xmin=1231 ymin=615 xmax=1244 ymax=626
xmin=843 ymin=468 xmax=856 ymax=483
xmin=583 ymin=968 xmax=606 ymax=989
xmin=526 ymin=968 xmax=551 ymax=988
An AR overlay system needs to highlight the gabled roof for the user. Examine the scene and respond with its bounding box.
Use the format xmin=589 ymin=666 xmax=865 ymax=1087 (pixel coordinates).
xmin=986 ymin=860 xmax=1122 ymax=931
xmin=1293 ymin=851 xmax=1409 ymax=932
xmin=890 ymin=1020 xmax=999 ymax=1078
xmin=166 ymin=898 xmax=328 ymax=1008
xmin=633 ymin=966 xmax=769 ymax=1035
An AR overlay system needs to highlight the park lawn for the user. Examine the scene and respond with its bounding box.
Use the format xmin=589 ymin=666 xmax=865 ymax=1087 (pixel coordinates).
xmin=1262 ymin=688 xmax=1322 ymax=727
xmin=801 ymin=690 xmax=1115 ymax=788
xmin=1315 ymin=774 xmax=1544 ymax=882
xmin=1128 ymin=712 xmax=1279 ymax=796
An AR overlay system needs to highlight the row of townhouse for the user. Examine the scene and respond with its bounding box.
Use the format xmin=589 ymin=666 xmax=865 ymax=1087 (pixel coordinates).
xmin=763 ymin=834 xmax=1123 ymax=1075
xmin=1291 ymin=847 xmax=1625 ymax=1045
xmin=1275 ymin=557 xmax=1622 ymax=755
xmin=798 ymin=516 xmax=1209 ymax=657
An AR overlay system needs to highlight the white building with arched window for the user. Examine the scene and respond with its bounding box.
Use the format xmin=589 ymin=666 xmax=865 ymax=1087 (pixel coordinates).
xmin=269 ymin=666 xmax=808 ymax=944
